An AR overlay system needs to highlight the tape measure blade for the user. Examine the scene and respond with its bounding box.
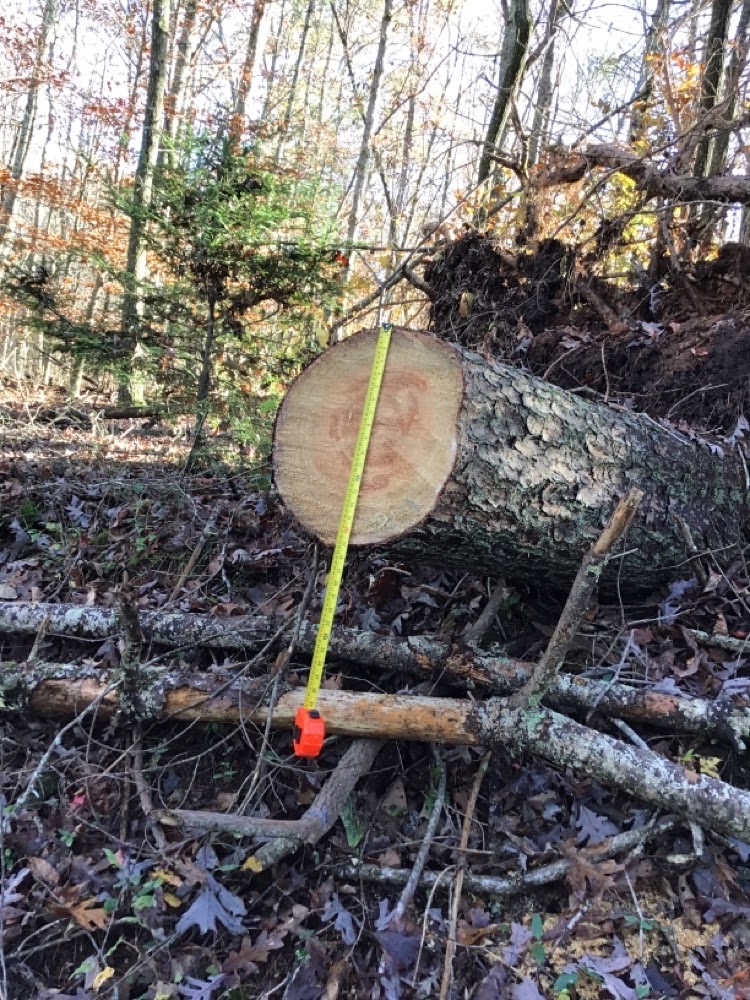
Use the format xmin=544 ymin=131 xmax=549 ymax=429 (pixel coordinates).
xmin=303 ymin=325 xmax=392 ymax=712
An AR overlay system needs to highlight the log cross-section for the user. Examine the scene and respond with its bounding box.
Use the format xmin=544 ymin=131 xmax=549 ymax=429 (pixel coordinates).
xmin=274 ymin=327 xmax=464 ymax=545
xmin=273 ymin=328 xmax=747 ymax=590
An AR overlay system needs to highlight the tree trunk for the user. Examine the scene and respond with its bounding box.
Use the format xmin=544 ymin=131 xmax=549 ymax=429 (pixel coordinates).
xmin=273 ymin=328 xmax=746 ymax=592
xmin=0 ymin=0 xmax=57 ymax=254
xmin=276 ymin=0 xmax=315 ymax=159
xmin=196 ymin=297 xmax=216 ymax=407
xmin=704 ymin=0 xmax=750 ymax=180
xmin=340 ymin=0 xmax=393 ymax=256
xmin=164 ymin=0 xmax=199 ymax=145
xmin=693 ymin=0 xmax=733 ymax=179
xmin=120 ymin=0 xmax=171 ymax=404
xmin=527 ymin=0 xmax=567 ymax=167
xmin=230 ymin=0 xmax=267 ymax=139
xmin=628 ymin=0 xmax=671 ymax=143
xmin=476 ymin=0 xmax=532 ymax=188
xmin=260 ymin=0 xmax=288 ymax=122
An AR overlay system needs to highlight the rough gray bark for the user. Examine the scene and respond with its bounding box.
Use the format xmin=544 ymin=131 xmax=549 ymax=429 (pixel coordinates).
xmin=2 ymin=602 xmax=749 ymax=743
xmin=6 ymin=669 xmax=750 ymax=841
xmin=472 ymin=699 xmax=750 ymax=841
xmin=528 ymin=0 xmax=567 ymax=167
xmin=392 ymin=341 xmax=746 ymax=591
xmin=693 ymin=0 xmax=733 ymax=179
xmin=476 ymin=0 xmax=533 ymax=186
xmin=708 ymin=0 xmax=750 ymax=180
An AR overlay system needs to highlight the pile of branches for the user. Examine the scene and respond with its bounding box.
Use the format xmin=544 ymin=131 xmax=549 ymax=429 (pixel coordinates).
xmin=3 ymin=491 xmax=749 ymax=856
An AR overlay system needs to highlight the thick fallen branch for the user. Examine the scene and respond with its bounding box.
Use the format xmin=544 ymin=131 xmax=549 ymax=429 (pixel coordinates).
xmin=541 ymin=142 xmax=750 ymax=205
xmin=6 ymin=665 xmax=750 ymax=841
xmin=2 ymin=602 xmax=748 ymax=744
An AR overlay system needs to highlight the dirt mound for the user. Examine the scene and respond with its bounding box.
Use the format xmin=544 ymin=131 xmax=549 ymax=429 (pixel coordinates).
xmin=426 ymin=234 xmax=750 ymax=430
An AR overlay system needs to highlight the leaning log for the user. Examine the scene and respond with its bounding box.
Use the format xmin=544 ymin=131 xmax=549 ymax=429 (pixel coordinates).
xmin=272 ymin=328 xmax=747 ymax=590
xmin=6 ymin=665 xmax=750 ymax=841
xmin=2 ymin=601 xmax=748 ymax=743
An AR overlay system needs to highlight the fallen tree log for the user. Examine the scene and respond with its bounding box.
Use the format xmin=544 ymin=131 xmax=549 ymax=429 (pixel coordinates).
xmin=272 ymin=328 xmax=747 ymax=591
xmin=531 ymin=143 xmax=750 ymax=206
xmin=5 ymin=664 xmax=750 ymax=841
xmin=4 ymin=404 xmax=174 ymax=428
xmin=582 ymin=144 xmax=750 ymax=205
xmin=2 ymin=602 xmax=748 ymax=743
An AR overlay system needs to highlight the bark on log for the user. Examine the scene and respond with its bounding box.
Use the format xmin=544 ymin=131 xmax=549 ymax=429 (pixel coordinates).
xmin=7 ymin=666 xmax=750 ymax=841
xmin=536 ymin=143 xmax=750 ymax=205
xmin=272 ymin=328 xmax=747 ymax=591
xmin=2 ymin=602 xmax=748 ymax=743
xmin=582 ymin=144 xmax=750 ymax=204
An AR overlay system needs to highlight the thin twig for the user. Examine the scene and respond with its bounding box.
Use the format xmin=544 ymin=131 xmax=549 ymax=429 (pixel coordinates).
xmin=439 ymin=751 xmax=491 ymax=1000
xmin=341 ymin=816 xmax=679 ymax=897
xmin=683 ymin=627 xmax=750 ymax=657
xmin=385 ymin=749 xmax=446 ymax=927
xmin=611 ymin=717 xmax=652 ymax=753
xmin=118 ymin=588 xmax=168 ymax=849
xmin=675 ymin=515 xmax=709 ymax=588
xmin=167 ymin=509 xmax=218 ymax=603
xmin=132 ymin=724 xmax=167 ymax=851
xmin=26 ymin=613 xmax=50 ymax=665
xmin=462 ymin=580 xmax=508 ymax=644
xmin=6 ymin=682 xmax=121 ymax=821
xmin=412 ymin=869 xmax=453 ymax=988
xmin=238 ymin=545 xmax=319 ymax=815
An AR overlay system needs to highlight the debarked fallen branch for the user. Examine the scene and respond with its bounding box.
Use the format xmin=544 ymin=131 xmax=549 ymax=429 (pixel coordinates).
xmin=3 ymin=664 xmax=750 ymax=842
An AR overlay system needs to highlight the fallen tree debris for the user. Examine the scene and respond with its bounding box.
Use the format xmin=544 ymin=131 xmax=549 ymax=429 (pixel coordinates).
xmin=158 ymin=738 xmax=385 ymax=870
xmin=510 ymin=488 xmax=642 ymax=708
xmin=5 ymin=667 xmax=750 ymax=840
xmin=2 ymin=602 xmax=748 ymax=744
xmin=272 ymin=327 xmax=747 ymax=590
xmin=339 ymin=817 xmax=680 ymax=897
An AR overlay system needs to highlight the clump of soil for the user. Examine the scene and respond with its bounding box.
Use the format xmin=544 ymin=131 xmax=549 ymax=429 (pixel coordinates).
xmin=425 ymin=234 xmax=750 ymax=431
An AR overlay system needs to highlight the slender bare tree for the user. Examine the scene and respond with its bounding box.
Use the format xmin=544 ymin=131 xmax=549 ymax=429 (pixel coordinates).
xmin=0 ymin=0 xmax=57 ymax=253
xmin=120 ymin=0 xmax=171 ymax=403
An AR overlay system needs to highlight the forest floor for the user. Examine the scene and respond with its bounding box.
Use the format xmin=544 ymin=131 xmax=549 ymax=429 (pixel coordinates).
xmin=2 ymin=259 xmax=750 ymax=999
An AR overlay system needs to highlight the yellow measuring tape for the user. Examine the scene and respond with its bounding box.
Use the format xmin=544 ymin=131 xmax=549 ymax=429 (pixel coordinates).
xmin=293 ymin=322 xmax=393 ymax=756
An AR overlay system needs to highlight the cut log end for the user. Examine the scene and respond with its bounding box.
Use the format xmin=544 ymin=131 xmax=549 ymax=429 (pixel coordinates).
xmin=273 ymin=328 xmax=464 ymax=545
